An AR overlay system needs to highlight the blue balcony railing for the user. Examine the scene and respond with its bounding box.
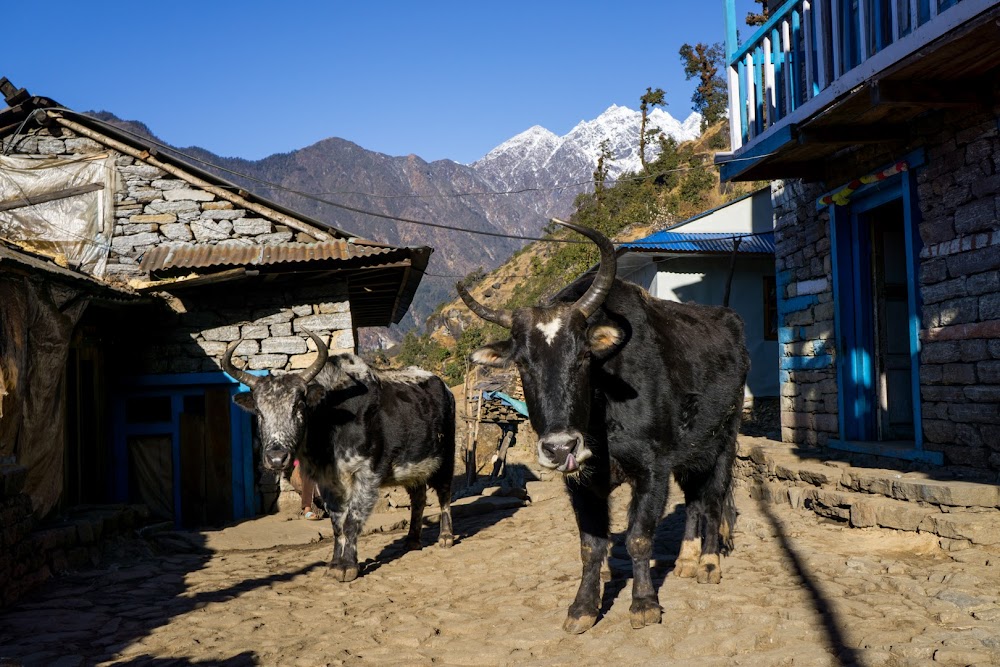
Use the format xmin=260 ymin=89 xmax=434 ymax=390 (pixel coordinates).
xmin=724 ymin=0 xmax=987 ymax=152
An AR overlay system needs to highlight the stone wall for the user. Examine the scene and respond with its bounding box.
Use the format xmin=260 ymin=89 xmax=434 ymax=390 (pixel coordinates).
xmin=106 ymin=154 xmax=311 ymax=281
xmin=914 ymin=106 xmax=1000 ymax=470
xmin=0 ymin=462 xmax=148 ymax=608
xmin=4 ymin=124 xmax=357 ymax=374
xmin=771 ymin=179 xmax=839 ymax=447
xmin=138 ymin=284 xmax=355 ymax=375
xmin=771 ymin=103 xmax=1000 ymax=471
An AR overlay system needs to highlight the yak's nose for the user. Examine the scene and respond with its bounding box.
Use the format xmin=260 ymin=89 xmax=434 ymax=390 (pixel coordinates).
xmin=262 ymin=446 xmax=293 ymax=471
xmin=539 ymin=432 xmax=584 ymax=472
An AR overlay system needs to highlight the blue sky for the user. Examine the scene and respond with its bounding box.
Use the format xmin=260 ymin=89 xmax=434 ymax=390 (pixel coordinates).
xmin=4 ymin=1 xmax=757 ymax=165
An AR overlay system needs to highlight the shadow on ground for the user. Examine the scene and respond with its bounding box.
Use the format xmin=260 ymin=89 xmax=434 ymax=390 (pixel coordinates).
xmin=0 ymin=471 xmax=528 ymax=666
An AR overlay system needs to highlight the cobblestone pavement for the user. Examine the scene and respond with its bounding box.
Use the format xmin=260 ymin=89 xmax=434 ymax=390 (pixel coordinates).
xmin=1 ymin=477 xmax=998 ymax=666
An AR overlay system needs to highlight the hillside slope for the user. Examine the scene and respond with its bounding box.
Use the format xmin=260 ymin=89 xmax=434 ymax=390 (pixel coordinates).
xmin=392 ymin=122 xmax=764 ymax=384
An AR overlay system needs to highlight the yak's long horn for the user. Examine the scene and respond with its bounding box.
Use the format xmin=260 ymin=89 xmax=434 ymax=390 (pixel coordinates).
xmin=222 ymin=340 xmax=260 ymax=388
xmin=552 ymin=219 xmax=617 ymax=319
xmin=300 ymin=330 xmax=329 ymax=383
xmin=456 ymin=282 xmax=513 ymax=329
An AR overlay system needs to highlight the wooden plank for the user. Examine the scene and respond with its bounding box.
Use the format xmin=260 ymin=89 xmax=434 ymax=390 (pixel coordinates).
xmin=0 ymin=182 xmax=104 ymax=212
xmin=815 ymin=0 xmax=829 ymax=89
xmin=870 ymin=79 xmax=988 ymax=107
xmin=858 ymin=0 xmax=870 ymax=62
xmin=728 ymin=65 xmax=743 ymax=150
xmin=803 ymin=0 xmax=817 ymax=98
xmin=890 ymin=0 xmax=901 ymax=41
xmin=764 ymin=35 xmax=777 ymax=122
xmin=797 ymin=124 xmax=909 ymax=143
xmin=782 ymin=19 xmax=794 ymax=114
xmin=179 ymin=413 xmax=206 ymax=528
xmin=831 ymin=0 xmax=843 ymax=79
xmin=746 ymin=52 xmax=757 ymax=139
xmin=205 ymin=387 xmax=233 ymax=526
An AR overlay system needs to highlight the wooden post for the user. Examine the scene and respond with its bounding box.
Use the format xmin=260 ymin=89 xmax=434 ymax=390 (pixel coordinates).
xmin=467 ymin=390 xmax=484 ymax=486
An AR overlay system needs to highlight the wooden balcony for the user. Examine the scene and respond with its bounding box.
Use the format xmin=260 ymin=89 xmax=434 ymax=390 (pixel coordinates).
xmin=717 ymin=0 xmax=1000 ymax=181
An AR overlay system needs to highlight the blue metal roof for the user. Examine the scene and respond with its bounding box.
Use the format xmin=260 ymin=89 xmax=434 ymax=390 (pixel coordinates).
xmin=620 ymin=231 xmax=775 ymax=255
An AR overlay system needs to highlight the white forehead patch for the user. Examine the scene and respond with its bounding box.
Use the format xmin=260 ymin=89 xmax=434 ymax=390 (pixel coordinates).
xmin=535 ymin=316 xmax=563 ymax=345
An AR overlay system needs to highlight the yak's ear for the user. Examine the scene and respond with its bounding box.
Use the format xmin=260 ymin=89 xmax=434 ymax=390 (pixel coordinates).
xmin=470 ymin=340 xmax=514 ymax=367
xmin=233 ymin=392 xmax=256 ymax=413
xmin=305 ymin=383 xmax=327 ymax=408
xmin=587 ymin=324 xmax=624 ymax=358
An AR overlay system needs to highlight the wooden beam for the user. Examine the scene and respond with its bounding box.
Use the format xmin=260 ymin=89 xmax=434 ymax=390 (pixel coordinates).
xmin=734 ymin=159 xmax=826 ymax=182
xmin=0 ymin=78 xmax=29 ymax=107
xmin=797 ymin=125 xmax=909 ymax=145
xmin=870 ymin=80 xmax=988 ymax=108
xmin=131 ymin=268 xmax=248 ymax=291
xmin=0 ymin=183 xmax=104 ymax=212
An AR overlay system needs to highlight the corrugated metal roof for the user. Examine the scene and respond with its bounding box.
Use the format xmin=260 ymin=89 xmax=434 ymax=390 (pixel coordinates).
xmin=139 ymin=241 xmax=403 ymax=273
xmin=620 ymin=231 xmax=775 ymax=255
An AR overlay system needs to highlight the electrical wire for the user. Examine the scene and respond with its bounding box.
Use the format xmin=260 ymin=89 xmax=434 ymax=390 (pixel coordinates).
xmin=2 ymin=108 xmax=773 ymax=261
xmin=51 ymin=109 xmax=769 ymax=245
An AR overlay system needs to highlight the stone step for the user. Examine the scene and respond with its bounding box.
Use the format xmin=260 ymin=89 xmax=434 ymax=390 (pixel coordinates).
xmin=738 ymin=438 xmax=1000 ymax=509
xmin=738 ymin=437 xmax=1000 ymax=552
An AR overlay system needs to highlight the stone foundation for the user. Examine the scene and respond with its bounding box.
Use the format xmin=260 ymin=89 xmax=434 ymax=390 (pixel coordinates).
xmin=0 ymin=463 xmax=149 ymax=608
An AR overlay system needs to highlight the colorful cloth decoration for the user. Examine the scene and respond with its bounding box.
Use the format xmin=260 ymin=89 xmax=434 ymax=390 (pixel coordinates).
xmin=819 ymin=161 xmax=908 ymax=207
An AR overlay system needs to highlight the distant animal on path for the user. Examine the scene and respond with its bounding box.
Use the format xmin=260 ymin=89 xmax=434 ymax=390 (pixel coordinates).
xmin=459 ymin=219 xmax=748 ymax=633
xmin=225 ymin=332 xmax=455 ymax=581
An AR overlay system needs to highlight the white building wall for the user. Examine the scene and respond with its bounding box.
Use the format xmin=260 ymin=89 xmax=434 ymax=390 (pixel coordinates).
xmin=619 ymin=255 xmax=778 ymax=399
xmin=673 ymin=188 xmax=773 ymax=234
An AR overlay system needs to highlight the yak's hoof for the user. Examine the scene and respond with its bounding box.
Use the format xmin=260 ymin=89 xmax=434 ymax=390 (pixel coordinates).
xmin=696 ymin=562 xmax=722 ymax=584
xmin=563 ymin=613 xmax=597 ymax=634
xmin=629 ymin=599 xmax=662 ymax=629
xmin=405 ymin=537 xmax=423 ymax=551
xmin=674 ymin=557 xmax=699 ymax=578
xmin=329 ymin=564 xmax=359 ymax=582
xmin=438 ymin=534 xmax=454 ymax=548
xmin=696 ymin=554 xmax=722 ymax=584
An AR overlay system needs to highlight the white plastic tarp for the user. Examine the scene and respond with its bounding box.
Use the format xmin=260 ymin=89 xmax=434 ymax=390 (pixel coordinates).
xmin=0 ymin=153 xmax=115 ymax=277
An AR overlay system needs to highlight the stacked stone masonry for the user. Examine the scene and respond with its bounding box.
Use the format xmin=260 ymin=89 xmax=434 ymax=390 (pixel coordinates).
xmin=772 ymin=103 xmax=1000 ymax=471
xmin=915 ymin=106 xmax=1000 ymax=471
xmin=772 ymin=179 xmax=839 ymax=448
xmin=737 ymin=439 xmax=1000 ymax=551
xmin=0 ymin=463 xmax=149 ymax=607
xmin=3 ymin=126 xmax=357 ymax=375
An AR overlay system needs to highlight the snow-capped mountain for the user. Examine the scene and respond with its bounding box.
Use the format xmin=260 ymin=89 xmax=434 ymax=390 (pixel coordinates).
xmin=470 ymin=105 xmax=702 ymax=223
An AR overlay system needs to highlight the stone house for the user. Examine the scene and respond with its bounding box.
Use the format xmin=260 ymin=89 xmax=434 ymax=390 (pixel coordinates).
xmin=0 ymin=79 xmax=431 ymax=531
xmin=616 ymin=187 xmax=779 ymax=403
xmin=716 ymin=0 xmax=1000 ymax=473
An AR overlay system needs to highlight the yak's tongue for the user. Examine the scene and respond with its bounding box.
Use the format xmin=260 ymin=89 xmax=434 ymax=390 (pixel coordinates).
xmin=564 ymin=452 xmax=578 ymax=473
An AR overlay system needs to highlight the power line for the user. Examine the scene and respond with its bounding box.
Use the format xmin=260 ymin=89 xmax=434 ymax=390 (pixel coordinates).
xmin=58 ymin=110 xmax=766 ymax=245
xmin=4 ymin=109 xmax=772 ymax=258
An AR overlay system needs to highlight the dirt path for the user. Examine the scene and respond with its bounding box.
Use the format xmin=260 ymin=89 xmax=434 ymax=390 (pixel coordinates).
xmin=1 ymin=477 xmax=999 ymax=666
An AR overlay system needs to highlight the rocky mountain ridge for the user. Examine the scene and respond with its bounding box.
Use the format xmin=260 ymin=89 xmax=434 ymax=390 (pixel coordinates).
xmin=88 ymin=105 xmax=702 ymax=335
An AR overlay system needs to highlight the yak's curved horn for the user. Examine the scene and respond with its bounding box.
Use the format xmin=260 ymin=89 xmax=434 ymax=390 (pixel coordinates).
xmin=222 ymin=340 xmax=259 ymax=388
xmin=456 ymin=282 xmax=513 ymax=329
xmin=300 ymin=330 xmax=329 ymax=383
xmin=552 ymin=219 xmax=617 ymax=319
